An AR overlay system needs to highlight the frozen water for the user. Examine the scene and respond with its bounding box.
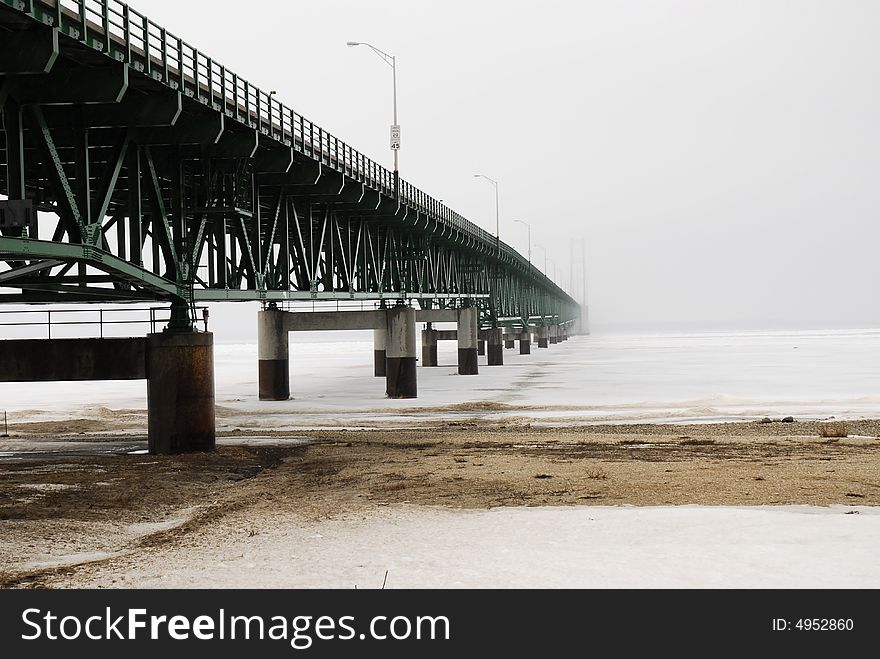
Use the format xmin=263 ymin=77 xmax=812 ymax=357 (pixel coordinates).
xmin=2 ymin=328 xmax=878 ymax=428
xmin=118 ymin=505 xmax=880 ymax=589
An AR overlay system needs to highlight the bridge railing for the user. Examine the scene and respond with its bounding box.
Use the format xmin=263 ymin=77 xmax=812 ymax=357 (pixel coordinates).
xmin=6 ymin=0 xmax=573 ymax=301
xmin=0 ymin=306 xmax=210 ymax=338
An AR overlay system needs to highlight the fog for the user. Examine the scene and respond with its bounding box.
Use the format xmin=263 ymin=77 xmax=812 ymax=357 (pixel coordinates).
xmin=15 ymin=0 xmax=880 ymax=334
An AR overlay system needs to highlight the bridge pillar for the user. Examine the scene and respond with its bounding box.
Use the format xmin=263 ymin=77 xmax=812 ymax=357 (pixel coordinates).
xmin=258 ymin=307 xmax=290 ymax=401
xmin=487 ymin=328 xmax=504 ymax=366
xmin=550 ymin=325 xmax=559 ymax=345
xmin=519 ymin=332 xmax=532 ymax=355
xmin=505 ymin=337 xmax=515 ymax=350
xmin=147 ymin=331 xmax=215 ymax=455
xmin=457 ymin=307 xmax=479 ymax=376
xmin=477 ymin=339 xmax=487 ymax=357
xmin=421 ymin=326 xmax=439 ymax=367
xmin=373 ymin=328 xmax=387 ymax=377
xmin=386 ymin=307 xmax=417 ymax=399
xmin=538 ymin=325 xmax=550 ymax=349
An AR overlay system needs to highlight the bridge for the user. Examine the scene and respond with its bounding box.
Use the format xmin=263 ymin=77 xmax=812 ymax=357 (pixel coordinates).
xmin=0 ymin=0 xmax=580 ymax=454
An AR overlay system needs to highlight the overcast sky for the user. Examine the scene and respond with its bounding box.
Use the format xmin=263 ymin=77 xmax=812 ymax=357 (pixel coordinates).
xmin=127 ymin=1 xmax=880 ymax=330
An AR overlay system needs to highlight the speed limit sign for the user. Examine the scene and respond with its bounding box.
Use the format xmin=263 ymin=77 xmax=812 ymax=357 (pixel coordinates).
xmin=390 ymin=125 xmax=401 ymax=150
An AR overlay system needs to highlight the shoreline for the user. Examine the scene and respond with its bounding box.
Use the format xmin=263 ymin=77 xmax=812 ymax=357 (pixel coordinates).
xmin=1 ymin=418 xmax=879 ymax=587
xmin=4 ymin=414 xmax=880 ymax=440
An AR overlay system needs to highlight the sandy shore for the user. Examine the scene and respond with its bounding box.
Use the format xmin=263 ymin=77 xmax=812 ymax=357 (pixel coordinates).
xmin=1 ymin=417 xmax=879 ymax=588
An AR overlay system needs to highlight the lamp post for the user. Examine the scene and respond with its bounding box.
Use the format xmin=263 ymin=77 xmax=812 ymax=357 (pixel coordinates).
xmin=535 ymin=244 xmax=549 ymax=277
xmin=474 ymin=174 xmax=500 ymax=255
xmin=513 ymin=219 xmax=532 ymax=272
xmin=347 ymin=41 xmax=399 ymax=196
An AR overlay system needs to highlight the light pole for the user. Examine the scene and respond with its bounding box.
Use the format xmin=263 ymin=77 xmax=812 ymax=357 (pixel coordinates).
xmin=474 ymin=174 xmax=500 ymax=255
xmin=513 ymin=219 xmax=532 ymax=271
xmin=347 ymin=41 xmax=399 ymax=195
xmin=581 ymin=238 xmax=590 ymax=334
xmin=535 ymin=244 xmax=549 ymax=277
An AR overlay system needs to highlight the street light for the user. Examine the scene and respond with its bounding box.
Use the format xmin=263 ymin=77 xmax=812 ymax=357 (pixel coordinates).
xmin=535 ymin=244 xmax=549 ymax=277
xmin=347 ymin=41 xmax=399 ymax=194
xmin=474 ymin=174 xmax=500 ymax=254
xmin=513 ymin=219 xmax=532 ymax=271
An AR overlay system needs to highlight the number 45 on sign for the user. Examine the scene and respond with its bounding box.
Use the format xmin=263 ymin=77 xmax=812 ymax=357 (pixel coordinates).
xmin=391 ymin=125 xmax=401 ymax=151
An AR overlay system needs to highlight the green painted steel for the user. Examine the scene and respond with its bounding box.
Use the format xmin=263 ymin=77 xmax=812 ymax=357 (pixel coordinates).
xmin=0 ymin=0 xmax=579 ymax=328
xmin=0 ymin=235 xmax=181 ymax=298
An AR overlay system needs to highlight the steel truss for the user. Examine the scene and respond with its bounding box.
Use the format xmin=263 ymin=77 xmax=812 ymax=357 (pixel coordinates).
xmin=0 ymin=0 xmax=578 ymax=329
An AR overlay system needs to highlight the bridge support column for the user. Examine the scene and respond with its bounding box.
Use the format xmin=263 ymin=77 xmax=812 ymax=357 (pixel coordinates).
xmin=147 ymin=331 xmax=215 ymax=455
xmin=421 ymin=326 xmax=438 ymax=367
xmin=538 ymin=325 xmax=550 ymax=349
xmin=550 ymin=325 xmax=559 ymax=345
xmin=373 ymin=328 xmax=387 ymax=377
xmin=457 ymin=307 xmax=479 ymax=376
xmin=487 ymin=328 xmax=504 ymax=366
xmin=258 ymin=307 xmax=290 ymax=401
xmin=519 ymin=332 xmax=532 ymax=355
xmin=505 ymin=337 xmax=515 ymax=350
xmin=386 ymin=307 xmax=417 ymax=399
xmin=477 ymin=339 xmax=486 ymax=357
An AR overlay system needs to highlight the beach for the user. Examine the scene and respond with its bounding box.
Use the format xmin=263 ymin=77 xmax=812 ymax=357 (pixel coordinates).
xmin=1 ymin=331 xmax=879 ymax=588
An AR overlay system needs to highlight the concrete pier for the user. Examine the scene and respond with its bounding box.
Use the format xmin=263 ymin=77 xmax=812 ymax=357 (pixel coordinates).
xmin=254 ymin=307 xmax=465 ymax=399
xmin=538 ymin=325 xmax=550 ymax=349
xmin=477 ymin=339 xmax=486 ymax=357
xmin=505 ymin=338 xmax=515 ymax=349
xmin=550 ymin=325 xmax=559 ymax=345
xmin=373 ymin=328 xmax=387 ymax=377
xmin=258 ymin=307 xmax=290 ymax=401
xmin=487 ymin=328 xmax=504 ymax=366
xmin=386 ymin=306 xmax=417 ymax=399
xmin=458 ymin=306 xmax=479 ymax=375
xmin=519 ymin=332 xmax=532 ymax=355
xmin=421 ymin=327 xmax=439 ymax=367
xmin=147 ymin=331 xmax=215 ymax=455
xmin=0 ymin=332 xmax=216 ymax=455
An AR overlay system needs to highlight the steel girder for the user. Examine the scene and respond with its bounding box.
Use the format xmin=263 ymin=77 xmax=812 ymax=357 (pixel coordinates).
xmin=0 ymin=0 xmax=579 ymax=326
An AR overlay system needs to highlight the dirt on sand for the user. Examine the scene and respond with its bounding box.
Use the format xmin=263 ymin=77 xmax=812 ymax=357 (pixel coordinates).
xmin=1 ymin=418 xmax=879 ymax=588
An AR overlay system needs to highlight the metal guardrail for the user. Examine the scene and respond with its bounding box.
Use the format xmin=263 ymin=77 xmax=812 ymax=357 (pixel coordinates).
xmin=0 ymin=0 xmax=570 ymax=299
xmin=0 ymin=306 xmax=209 ymax=337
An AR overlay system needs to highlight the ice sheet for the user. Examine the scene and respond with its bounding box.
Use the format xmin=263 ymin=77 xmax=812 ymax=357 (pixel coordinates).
xmin=111 ymin=505 xmax=880 ymax=589
xmin=2 ymin=329 xmax=880 ymax=428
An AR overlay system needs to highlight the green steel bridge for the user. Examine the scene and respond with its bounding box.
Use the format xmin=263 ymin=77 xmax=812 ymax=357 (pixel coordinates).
xmin=0 ymin=0 xmax=579 ymax=330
